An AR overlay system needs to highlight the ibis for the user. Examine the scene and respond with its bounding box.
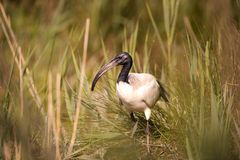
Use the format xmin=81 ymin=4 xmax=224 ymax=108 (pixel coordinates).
xmin=91 ymin=52 xmax=169 ymax=152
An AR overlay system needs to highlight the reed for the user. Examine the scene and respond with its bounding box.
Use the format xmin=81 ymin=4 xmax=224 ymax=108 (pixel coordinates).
xmin=0 ymin=1 xmax=239 ymax=159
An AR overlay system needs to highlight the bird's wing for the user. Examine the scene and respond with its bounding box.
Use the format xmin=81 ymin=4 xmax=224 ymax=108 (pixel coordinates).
xmin=157 ymin=80 xmax=169 ymax=102
xmin=128 ymin=73 xmax=162 ymax=105
xmin=128 ymin=73 xmax=154 ymax=89
xmin=128 ymin=73 xmax=143 ymax=89
xmin=127 ymin=73 xmax=169 ymax=102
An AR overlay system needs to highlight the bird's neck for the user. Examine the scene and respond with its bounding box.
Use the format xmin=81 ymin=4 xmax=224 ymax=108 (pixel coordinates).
xmin=117 ymin=62 xmax=132 ymax=83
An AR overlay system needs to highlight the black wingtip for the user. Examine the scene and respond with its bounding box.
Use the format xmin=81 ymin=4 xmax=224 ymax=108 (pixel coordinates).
xmin=161 ymin=92 xmax=169 ymax=103
xmin=157 ymin=80 xmax=170 ymax=103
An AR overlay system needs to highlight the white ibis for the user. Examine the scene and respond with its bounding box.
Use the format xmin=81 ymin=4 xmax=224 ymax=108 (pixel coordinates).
xmin=91 ymin=52 xmax=169 ymax=152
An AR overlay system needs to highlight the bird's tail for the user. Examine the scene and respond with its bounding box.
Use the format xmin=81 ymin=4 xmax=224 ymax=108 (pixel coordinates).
xmin=157 ymin=80 xmax=169 ymax=103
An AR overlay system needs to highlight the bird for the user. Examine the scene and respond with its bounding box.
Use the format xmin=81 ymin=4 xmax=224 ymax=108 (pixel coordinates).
xmin=91 ymin=52 xmax=169 ymax=153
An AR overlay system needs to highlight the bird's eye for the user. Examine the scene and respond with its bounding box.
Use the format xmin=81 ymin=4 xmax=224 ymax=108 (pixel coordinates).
xmin=117 ymin=56 xmax=122 ymax=60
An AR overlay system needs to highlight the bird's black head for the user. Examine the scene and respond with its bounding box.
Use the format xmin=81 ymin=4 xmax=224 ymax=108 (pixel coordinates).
xmin=91 ymin=52 xmax=132 ymax=91
xmin=113 ymin=52 xmax=132 ymax=65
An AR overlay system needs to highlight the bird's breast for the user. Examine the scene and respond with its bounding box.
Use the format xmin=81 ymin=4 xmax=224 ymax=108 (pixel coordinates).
xmin=116 ymin=80 xmax=160 ymax=112
xmin=116 ymin=82 xmax=133 ymax=104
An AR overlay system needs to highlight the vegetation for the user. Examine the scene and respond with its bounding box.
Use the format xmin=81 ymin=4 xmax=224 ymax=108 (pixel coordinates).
xmin=0 ymin=0 xmax=239 ymax=159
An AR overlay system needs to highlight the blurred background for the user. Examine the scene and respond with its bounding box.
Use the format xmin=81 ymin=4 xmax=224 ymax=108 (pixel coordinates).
xmin=0 ymin=0 xmax=240 ymax=159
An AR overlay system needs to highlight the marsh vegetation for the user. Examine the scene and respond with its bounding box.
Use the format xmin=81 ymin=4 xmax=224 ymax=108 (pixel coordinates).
xmin=0 ymin=0 xmax=240 ymax=159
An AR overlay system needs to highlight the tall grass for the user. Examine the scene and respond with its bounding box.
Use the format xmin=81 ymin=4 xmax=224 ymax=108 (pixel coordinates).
xmin=0 ymin=0 xmax=239 ymax=159
xmin=184 ymin=33 xmax=233 ymax=160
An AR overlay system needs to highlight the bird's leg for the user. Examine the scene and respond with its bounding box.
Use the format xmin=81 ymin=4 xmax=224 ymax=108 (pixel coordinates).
xmin=146 ymin=120 xmax=150 ymax=153
xmin=131 ymin=120 xmax=138 ymax=138
xmin=130 ymin=112 xmax=137 ymax=122
xmin=143 ymin=105 xmax=151 ymax=153
xmin=130 ymin=112 xmax=138 ymax=137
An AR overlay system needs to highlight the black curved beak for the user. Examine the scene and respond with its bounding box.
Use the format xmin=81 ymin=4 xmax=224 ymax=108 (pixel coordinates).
xmin=91 ymin=57 xmax=119 ymax=91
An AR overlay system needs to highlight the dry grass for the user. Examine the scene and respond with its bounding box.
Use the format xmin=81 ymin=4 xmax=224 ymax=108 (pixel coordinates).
xmin=0 ymin=0 xmax=239 ymax=159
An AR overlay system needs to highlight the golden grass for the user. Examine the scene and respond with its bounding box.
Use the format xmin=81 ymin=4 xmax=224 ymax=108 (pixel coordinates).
xmin=0 ymin=0 xmax=239 ymax=159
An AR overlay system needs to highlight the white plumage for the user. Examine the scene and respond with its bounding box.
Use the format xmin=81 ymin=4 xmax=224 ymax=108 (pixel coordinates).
xmin=91 ymin=52 xmax=169 ymax=153
xmin=116 ymin=73 xmax=160 ymax=120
